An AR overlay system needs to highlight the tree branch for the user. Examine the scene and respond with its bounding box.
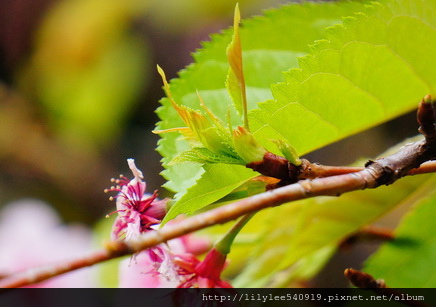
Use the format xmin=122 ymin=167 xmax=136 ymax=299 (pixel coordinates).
xmin=344 ymin=268 xmax=386 ymax=288
xmin=339 ymin=226 xmax=395 ymax=250
xmin=248 ymin=95 xmax=436 ymax=183
xmin=344 ymin=269 xmax=429 ymax=307
xmin=1 ymin=97 xmax=435 ymax=288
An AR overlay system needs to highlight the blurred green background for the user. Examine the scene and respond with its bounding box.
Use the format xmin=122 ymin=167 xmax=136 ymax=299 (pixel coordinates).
xmin=0 ymin=0 xmax=291 ymax=223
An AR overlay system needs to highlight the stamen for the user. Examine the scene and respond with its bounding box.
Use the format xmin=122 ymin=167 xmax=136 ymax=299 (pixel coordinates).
xmin=105 ymin=209 xmax=124 ymax=218
xmin=117 ymin=176 xmax=129 ymax=186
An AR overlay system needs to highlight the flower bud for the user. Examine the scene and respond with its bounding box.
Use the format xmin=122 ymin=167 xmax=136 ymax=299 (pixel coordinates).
xmin=233 ymin=126 xmax=267 ymax=164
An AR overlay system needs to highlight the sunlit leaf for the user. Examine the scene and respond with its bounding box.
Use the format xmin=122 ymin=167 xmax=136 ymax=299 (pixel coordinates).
xmin=250 ymin=0 xmax=436 ymax=155
xmin=364 ymin=187 xmax=436 ymax=287
xmin=162 ymin=164 xmax=257 ymax=224
xmin=226 ymin=4 xmax=248 ymax=128
xmin=156 ymin=0 xmax=369 ymax=209
xmin=170 ymin=148 xmax=244 ymax=165
xmin=233 ymin=174 xmax=436 ymax=287
xmin=155 ymin=0 xmax=436 ymax=287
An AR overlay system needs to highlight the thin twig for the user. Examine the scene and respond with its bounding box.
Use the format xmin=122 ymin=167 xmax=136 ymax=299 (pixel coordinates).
xmin=0 ymin=160 xmax=432 ymax=288
xmin=247 ymin=150 xmax=436 ymax=183
xmin=344 ymin=268 xmax=386 ymax=288
xmin=345 ymin=268 xmax=429 ymax=307
xmin=0 ymin=247 xmax=129 ymax=289
xmin=1 ymin=97 xmax=435 ymax=288
xmin=339 ymin=226 xmax=395 ymax=249
xmin=406 ymin=160 xmax=436 ymax=175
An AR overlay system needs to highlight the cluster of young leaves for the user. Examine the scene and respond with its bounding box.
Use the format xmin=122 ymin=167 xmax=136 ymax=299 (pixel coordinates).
xmin=157 ymin=0 xmax=371 ymax=221
xmin=155 ymin=0 xmax=436 ymax=287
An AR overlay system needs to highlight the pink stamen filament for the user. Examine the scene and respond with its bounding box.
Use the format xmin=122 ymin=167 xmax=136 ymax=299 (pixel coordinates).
xmin=105 ymin=209 xmax=125 ymax=218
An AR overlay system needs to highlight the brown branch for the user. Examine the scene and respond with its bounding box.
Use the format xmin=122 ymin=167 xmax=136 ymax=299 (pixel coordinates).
xmin=1 ymin=158 xmax=433 ymax=288
xmin=0 ymin=245 xmax=130 ymax=289
xmin=251 ymin=159 xmax=436 ymax=184
xmin=247 ymin=150 xmax=436 ymax=185
xmin=248 ymin=95 xmax=436 ymax=183
xmin=339 ymin=226 xmax=395 ymax=250
xmin=298 ymin=160 xmax=363 ymax=178
xmin=344 ymin=268 xmax=386 ymax=288
xmin=345 ymin=268 xmax=429 ymax=307
xmin=1 ymin=97 xmax=435 ymax=288
xmin=406 ymin=160 xmax=436 ymax=175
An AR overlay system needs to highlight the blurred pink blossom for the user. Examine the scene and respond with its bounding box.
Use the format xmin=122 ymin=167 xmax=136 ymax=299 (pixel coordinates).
xmin=118 ymin=233 xmax=211 ymax=288
xmin=0 ymin=199 xmax=97 ymax=287
xmin=174 ymin=248 xmax=232 ymax=288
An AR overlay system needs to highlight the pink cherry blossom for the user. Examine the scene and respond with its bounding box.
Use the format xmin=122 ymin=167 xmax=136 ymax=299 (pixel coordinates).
xmin=174 ymin=248 xmax=232 ymax=288
xmin=118 ymin=234 xmax=212 ymax=288
xmin=119 ymin=234 xmax=230 ymax=288
xmin=118 ymin=247 xmax=179 ymax=288
xmin=105 ymin=159 xmax=167 ymax=241
xmin=108 ymin=159 xmax=229 ymax=288
xmin=0 ymin=199 xmax=96 ymax=287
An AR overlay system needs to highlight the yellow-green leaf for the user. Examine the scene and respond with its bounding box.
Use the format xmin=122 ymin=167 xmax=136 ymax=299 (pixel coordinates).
xmin=364 ymin=186 xmax=436 ymax=287
xmin=226 ymin=4 xmax=248 ymax=128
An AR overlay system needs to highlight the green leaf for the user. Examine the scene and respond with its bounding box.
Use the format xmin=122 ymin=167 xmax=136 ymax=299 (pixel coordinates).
xmin=158 ymin=0 xmax=436 ymax=223
xmin=154 ymin=0 xmax=436 ymax=286
xmin=272 ymin=139 xmax=301 ymax=166
xmin=162 ymin=164 xmax=257 ymax=224
xmin=279 ymin=175 xmax=436 ymax=270
xmin=170 ymin=148 xmax=244 ymax=165
xmin=226 ymin=4 xmax=248 ymax=128
xmin=232 ymin=174 xmax=436 ymax=287
xmin=232 ymin=126 xmax=266 ymax=164
xmin=364 ymin=184 xmax=436 ymax=287
xmin=227 ymin=136 xmax=426 ymax=286
xmin=231 ymin=199 xmax=337 ymax=287
xmin=156 ymin=0 xmax=369 ymax=207
xmin=250 ymin=0 xmax=436 ymax=154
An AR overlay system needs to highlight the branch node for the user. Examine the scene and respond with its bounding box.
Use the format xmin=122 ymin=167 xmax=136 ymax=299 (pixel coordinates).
xmin=344 ymin=268 xmax=386 ymax=288
xmin=417 ymin=95 xmax=436 ymax=142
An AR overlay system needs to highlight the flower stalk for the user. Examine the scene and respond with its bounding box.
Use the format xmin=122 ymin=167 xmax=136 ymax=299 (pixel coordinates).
xmin=215 ymin=212 xmax=255 ymax=255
